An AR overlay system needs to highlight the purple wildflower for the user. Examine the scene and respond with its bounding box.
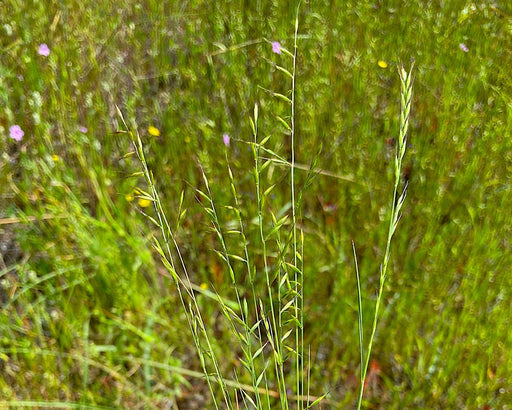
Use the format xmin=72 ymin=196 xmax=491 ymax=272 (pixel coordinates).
xmin=271 ymin=41 xmax=282 ymax=55
xmin=38 ymin=43 xmax=50 ymax=57
xmin=223 ymin=133 xmax=230 ymax=147
xmin=459 ymin=43 xmax=469 ymax=53
xmin=9 ymin=125 xmax=24 ymax=141
xmin=79 ymin=126 xmax=88 ymax=133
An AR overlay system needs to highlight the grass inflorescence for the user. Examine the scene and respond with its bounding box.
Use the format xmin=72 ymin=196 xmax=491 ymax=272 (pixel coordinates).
xmin=118 ymin=5 xmax=321 ymax=407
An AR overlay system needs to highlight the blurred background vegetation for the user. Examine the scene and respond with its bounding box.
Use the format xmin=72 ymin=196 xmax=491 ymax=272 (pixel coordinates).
xmin=1 ymin=0 xmax=511 ymax=408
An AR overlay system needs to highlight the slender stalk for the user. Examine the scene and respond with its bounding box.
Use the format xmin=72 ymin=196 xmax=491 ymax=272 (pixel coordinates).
xmin=290 ymin=2 xmax=304 ymax=408
xmin=352 ymin=241 xmax=364 ymax=388
xmin=253 ymin=107 xmax=285 ymax=409
xmin=356 ymin=63 xmax=414 ymax=409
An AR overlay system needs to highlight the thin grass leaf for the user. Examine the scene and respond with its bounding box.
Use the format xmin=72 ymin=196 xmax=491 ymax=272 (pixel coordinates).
xmin=260 ymin=159 xmax=272 ymax=174
xmin=283 ymin=345 xmax=296 ymax=354
xmin=227 ymin=253 xmax=247 ymax=263
xmin=249 ymin=320 xmax=262 ymax=335
xmin=194 ymin=188 xmax=210 ymax=203
xmin=279 ymin=273 xmax=290 ymax=288
xmin=249 ymin=116 xmax=256 ymax=135
xmin=256 ymin=369 xmax=267 ymax=388
xmin=120 ymin=151 xmax=136 ymax=159
xmin=239 ymin=358 xmax=252 ymax=372
xmin=177 ymin=209 xmax=187 ymax=229
xmin=276 ymin=115 xmax=292 ymax=131
xmin=225 ymin=230 xmax=242 ymax=235
xmin=280 ymin=298 xmax=297 ymax=315
xmin=306 ymin=394 xmax=329 ymax=409
xmin=265 ymin=215 xmax=289 ymax=239
xmin=352 ymin=241 xmax=364 ymax=386
xmin=275 ymin=65 xmax=293 ymax=78
xmin=259 ymin=135 xmax=271 ymax=147
xmin=281 ymin=328 xmax=294 ymax=343
xmin=241 ymin=391 xmax=257 ymax=409
xmin=252 ymin=344 xmax=266 ymax=361
xmin=284 ymin=262 xmax=301 ymax=275
xmin=139 ymin=211 xmax=161 ymax=228
xmin=263 ymin=184 xmax=277 ymax=197
xmin=273 ymin=90 xmax=292 ymax=103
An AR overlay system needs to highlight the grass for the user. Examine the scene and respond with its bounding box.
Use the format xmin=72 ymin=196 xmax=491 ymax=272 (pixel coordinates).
xmin=1 ymin=0 xmax=512 ymax=408
xmin=117 ymin=7 xmax=316 ymax=407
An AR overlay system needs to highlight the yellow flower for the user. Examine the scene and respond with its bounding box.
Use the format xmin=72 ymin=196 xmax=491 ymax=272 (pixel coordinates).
xmin=125 ymin=193 xmax=134 ymax=202
xmin=378 ymin=60 xmax=388 ymax=68
xmin=51 ymin=154 xmax=60 ymax=162
xmin=148 ymin=126 xmax=160 ymax=137
xmin=138 ymin=198 xmax=152 ymax=208
xmin=200 ymin=282 xmax=208 ymax=290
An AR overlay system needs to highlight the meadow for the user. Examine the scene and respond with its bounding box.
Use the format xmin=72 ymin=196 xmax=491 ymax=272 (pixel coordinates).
xmin=1 ymin=1 xmax=511 ymax=408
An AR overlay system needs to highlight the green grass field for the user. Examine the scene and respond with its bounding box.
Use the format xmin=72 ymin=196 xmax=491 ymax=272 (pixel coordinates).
xmin=1 ymin=1 xmax=512 ymax=408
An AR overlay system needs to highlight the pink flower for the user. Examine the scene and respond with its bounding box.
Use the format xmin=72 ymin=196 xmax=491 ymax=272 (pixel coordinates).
xmin=223 ymin=133 xmax=230 ymax=147
xmin=38 ymin=43 xmax=50 ymax=56
xmin=79 ymin=126 xmax=88 ymax=133
xmin=459 ymin=43 xmax=469 ymax=53
xmin=9 ymin=125 xmax=24 ymax=141
xmin=271 ymin=41 xmax=282 ymax=55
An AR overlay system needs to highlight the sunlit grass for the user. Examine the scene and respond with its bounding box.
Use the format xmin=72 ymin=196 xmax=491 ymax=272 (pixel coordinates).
xmin=1 ymin=0 xmax=512 ymax=408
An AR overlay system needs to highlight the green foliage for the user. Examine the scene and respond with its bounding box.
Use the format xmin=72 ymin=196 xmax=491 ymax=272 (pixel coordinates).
xmin=1 ymin=0 xmax=512 ymax=408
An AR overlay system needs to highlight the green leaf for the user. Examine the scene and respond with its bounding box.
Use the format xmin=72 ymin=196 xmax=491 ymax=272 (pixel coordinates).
xmin=272 ymin=92 xmax=292 ymax=104
xmin=281 ymin=329 xmax=294 ymax=343
xmin=239 ymin=358 xmax=251 ymax=372
xmin=252 ymin=344 xmax=266 ymax=360
xmin=120 ymin=151 xmax=136 ymax=159
xmin=306 ymin=394 xmax=328 ymax=409
xmin=280 ymin=297 xmax=297 ymax=314
xmin=249 ymin=117 xmax=256 ymax=136
xmin=256 ymin=368 xmax=266 ymax=387
xmin=260 ymin=159 xmax=272 ymax=173
xmin=276 ymin=115 xmax=292 ymax=131
xmin=263 ymin=184 xmax=276 ymax=197
xmin=141 ymin=212 xmax=161 ymax=228
xmin=259 ymin=135 xmax=271 ymax=146
xmin=249 ymin=320 xmax=262 ymax=334
xmin=275 ymin=65 xmax=293 ymax=78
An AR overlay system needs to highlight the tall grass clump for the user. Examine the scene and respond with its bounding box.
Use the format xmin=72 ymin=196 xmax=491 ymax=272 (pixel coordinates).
xmin=116 ymin=5 xmax=321 ymax=408
xmin=117 ymin=11 xmax=413 ymax=410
